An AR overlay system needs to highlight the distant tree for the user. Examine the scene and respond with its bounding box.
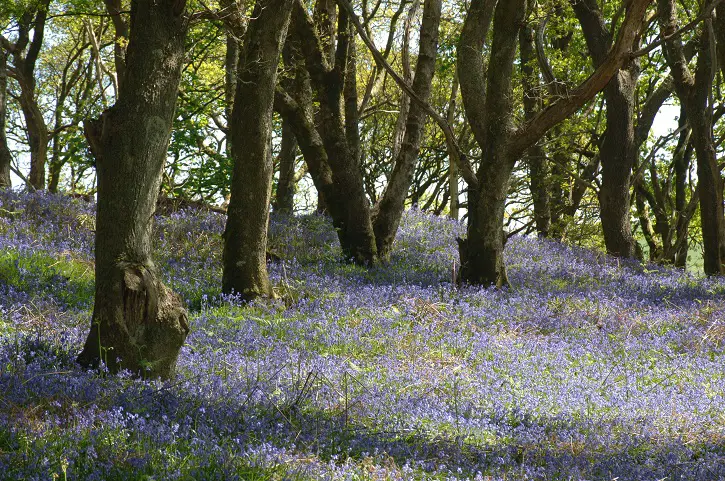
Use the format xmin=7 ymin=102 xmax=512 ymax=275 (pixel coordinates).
xmin=0 ymin=48 xmax=11 ymax=189
xmin=0 ymin=0 xmax=51 ymax=190
xmin=222 ymin=0 xmax=295 ymax=300
xmin=272 ymin=119 xmax=299 ymax=214
xmin=77 ymin=0 xmax=190 ymax=378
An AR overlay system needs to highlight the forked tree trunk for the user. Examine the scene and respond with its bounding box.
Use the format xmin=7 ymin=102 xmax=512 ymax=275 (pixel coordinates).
xmin=457 ymin=0 xmax=650 ymax=286
xmin=222 ymin=0 xmax=294 ymax=299
xmin=0 ymin=49 xmax=11 ymax=189
xmin=3 ymin=1 xmax=51 ymax=190
xmin=458 ymin=0 xmax=522 ymax=287
xmin=372 ymin=0 xmax=441 ymax=260
xmin=77 ymin=0 xmax=190 ymax=378
xmin=288 ymin=2 xmax=377 ymax=264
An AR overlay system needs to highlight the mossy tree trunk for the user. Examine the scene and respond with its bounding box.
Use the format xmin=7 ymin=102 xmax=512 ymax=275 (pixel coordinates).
xmin=222 ymin=0 xmax=294 ymax=300
xmin=77 ymin=0 xmax=190 ymax=379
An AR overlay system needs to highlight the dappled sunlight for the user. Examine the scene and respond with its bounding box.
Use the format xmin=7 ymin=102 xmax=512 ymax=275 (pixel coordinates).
xmin=2 ymin=191 xmax=725 ymax=479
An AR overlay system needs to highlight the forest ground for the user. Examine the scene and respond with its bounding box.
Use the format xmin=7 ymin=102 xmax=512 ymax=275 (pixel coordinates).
xmin=1 ymin=190 xmax=725 ymax=480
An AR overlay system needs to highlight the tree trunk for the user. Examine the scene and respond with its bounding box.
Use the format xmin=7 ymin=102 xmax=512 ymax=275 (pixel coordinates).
xmin=446 ymin=78 xmax=459 ymax=220
xmin=19 ymin=90 xmax=48 ymax=190
xmin=459 ymin=0 xmax=523 ymax=287
xmin=273 ymin=119 xmax=298 ymax=213
xmin=519 ymin=12 xmax=551 ymax=238
xmin=3 ymin=2 xmax=51 ymax=190
xmin=104 ymin=0 xmax=128 ymax=90
xmin=390 ymin=1 xmax=417 ymax=162
xmin=659 ymin=0 xmax=723 ymax=275
xmin=672 ymin=113 xmax=693 ymax=268
xmin=223 ymin=0 xmax=294 ymax=299
xmin=457 ymin=0 xmax=650 ymax=286
xmin=598 ymin=78 xmax=638 ymax=258
xmin=291 ymin=2 xmax=377 ymax=264
xmin=447 ymin=78 xmax=459 ymax=220
xmin=77 ymin=0 xmax=190 ymax=379
xmin=371 ymin=0 xmax=441 ymax=260
xmin=0 ymin=48 xmax=11 ymax=189
xmin=571 ymin=0 xmax=638 ymax=259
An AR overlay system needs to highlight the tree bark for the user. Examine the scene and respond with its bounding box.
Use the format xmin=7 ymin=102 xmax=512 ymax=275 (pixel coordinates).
xmin=77 ymin=0 xmax=190 ymax=379
xmin=223 ymin=0 xmax=294 ymax=299
xmin=571 ymin=0 xmax=639 ymax=259
xmin=0 ymin=48 xmax=11 ymax=189
xmin=371 ymin=0 xmax=441 ymax=260
xmin=658 ymin=0 xmax=723 ymax=275
xmin=290 ymin=1 xmax=377 ymax=264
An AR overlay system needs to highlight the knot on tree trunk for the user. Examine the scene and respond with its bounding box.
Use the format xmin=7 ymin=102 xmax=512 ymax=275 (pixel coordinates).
xmin=121 ymin=264 xmax=189 ymax=378
xmin=78 ymin=264 xmax=189 ymax=379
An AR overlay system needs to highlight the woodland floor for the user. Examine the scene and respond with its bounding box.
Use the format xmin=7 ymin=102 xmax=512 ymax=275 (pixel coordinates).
xmin=2 ymin=190 xmax=725 ymax=480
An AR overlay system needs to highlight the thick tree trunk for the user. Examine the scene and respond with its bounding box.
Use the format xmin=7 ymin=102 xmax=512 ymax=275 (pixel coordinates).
xmin=659 ymin=0 xmax=723 ymax=275
xmin=223 ymin=0 xmax=294 ymax=299
xmin=0 ymin=49 xmax=11 ymax=189
xmin=462 ymin=163 xmax=514 ymax=287
xmin=572 ymin=0 xmax=638 ymax=258
xmin=77 ymin=0 xmax=190 ymax=379
xmin=371 ymin=0 xmax=441 ymax=260
xmin=598 ymin=78 xmax=638 ymax=258
xmin=273 ymin=119 xmax=298 ymax=213
xmin=458 ymin=0 xmax=523 ymax=287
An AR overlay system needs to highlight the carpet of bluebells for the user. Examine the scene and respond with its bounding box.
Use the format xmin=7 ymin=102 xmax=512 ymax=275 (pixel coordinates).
xmin=2 ymin=190 xmax=725 ymax=480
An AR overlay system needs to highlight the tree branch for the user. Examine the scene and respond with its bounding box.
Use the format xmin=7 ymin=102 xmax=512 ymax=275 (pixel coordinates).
xmin=335 ymin=0 xmax=477 ymax=188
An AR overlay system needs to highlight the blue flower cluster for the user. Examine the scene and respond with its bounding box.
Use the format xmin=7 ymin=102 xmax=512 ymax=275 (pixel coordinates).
xmin=1 ymin=190 xmax=725 ymax=480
